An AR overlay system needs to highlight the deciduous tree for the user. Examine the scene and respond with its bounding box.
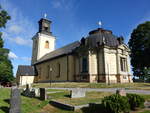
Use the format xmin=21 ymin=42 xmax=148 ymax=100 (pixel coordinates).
xmin=128 ymin=21 xmax=150 ymax=81
xmin=0 ymin=5 xmax=14 ymax=83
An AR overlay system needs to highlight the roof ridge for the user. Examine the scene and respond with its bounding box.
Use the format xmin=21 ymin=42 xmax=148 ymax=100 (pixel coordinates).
xmin=37 ymin=41 xmax=80 ymax=63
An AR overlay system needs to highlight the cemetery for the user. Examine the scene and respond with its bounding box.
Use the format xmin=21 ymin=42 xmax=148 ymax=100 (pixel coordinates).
xmin=0 ymin=0 xmax=150 ymax=113
xmin=1 ymin=83 xmax=150 ymax=113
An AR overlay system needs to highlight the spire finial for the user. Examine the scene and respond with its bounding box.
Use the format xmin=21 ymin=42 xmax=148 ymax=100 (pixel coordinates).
xmin=98 ymin=21 xmax=102 ymax=28
xmin=44 ymin=13 xmax=47 ymax=19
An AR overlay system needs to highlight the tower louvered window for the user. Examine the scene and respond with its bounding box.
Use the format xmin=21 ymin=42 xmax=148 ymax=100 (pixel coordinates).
xmin=45 ymin=41 xmax=49 ymax=48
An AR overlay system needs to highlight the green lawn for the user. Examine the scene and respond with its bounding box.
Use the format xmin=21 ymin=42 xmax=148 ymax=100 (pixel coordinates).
xmin=138 ymin=110 xmax=150 ymax=113
xmin=21 ymin=96 xmax=49 ymax=113
xmin=0 ymin=88 xmax=10 ymax=113
xmin=32 ymin=82 xmax=150 ymax=90
xmin=140 ymin=94 xmax=150 ymax=102
xmin=1 ymin=85 xmax=150 ymax=113
xmin=48 ymin=91 xmax=112 ymax=106
xmin=46 ymin=89 xmax=65 ymax=92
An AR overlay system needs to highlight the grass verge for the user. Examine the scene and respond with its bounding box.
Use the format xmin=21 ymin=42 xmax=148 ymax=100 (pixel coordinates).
xmin=32 ymin=82 xmax=150 ymax=90
xmin=48 ymin=91 xmax=113 ymax=106
xmin=0 ymin=88 xmax=10 ymax=113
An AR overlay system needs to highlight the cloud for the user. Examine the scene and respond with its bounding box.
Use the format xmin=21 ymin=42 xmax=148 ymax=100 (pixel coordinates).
xmin=8 ymin=51 xmax=31 ymax=61
xmin=51 ymin=0 xmax=76 ymax=10
xmin=8 ymin=25 xmax=23 ymax=33
xmin=8 ymin=51 xmax=18 ymax=59
xmin=10 ymin=37 xmax=32 ymax=47
xmin=0 ymin=0 xmax=36 ymax=47
xmin=51 ymin=0 xmax=61 ymax=8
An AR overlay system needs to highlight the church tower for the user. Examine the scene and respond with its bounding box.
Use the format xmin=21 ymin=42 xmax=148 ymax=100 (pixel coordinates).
xmin=31 ymin=18 xmax=56 ymax=65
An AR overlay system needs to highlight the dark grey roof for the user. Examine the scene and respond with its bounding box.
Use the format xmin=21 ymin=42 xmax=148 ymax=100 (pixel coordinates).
xmin=17 ymin=65 xmax=35 ymax=76
xmin=37 ymin=41 xmax=80 ymax=63
xmin=35 ymin=28 xmax=122 ymax=64
xmin=85 ymin=28 xmax=119 ymax=47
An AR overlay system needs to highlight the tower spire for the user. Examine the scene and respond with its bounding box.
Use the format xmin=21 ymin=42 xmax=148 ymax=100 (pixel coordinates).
xmin=98 ymin=21 xmax=102 ymax=28
xmin=44 ymin=13 xmax=47 ymax=19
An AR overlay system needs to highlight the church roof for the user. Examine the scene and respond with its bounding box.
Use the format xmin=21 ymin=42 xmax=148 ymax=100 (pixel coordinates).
xmin=85 ymin=28 xmax=120 ymax=47
xmin=17 ymin=65 xmax=35 ymax=76
xmin=36 ymin=41 xmax=80 ymax=64
xmin=35 ymin=28 xmax=125 ymax=64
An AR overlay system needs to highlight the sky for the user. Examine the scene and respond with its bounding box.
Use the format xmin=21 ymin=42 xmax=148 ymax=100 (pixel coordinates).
xmin=0 ymin=0 xmax=150 ymax=76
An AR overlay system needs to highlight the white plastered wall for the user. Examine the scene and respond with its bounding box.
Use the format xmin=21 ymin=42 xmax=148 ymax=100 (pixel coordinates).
xmin=104 ymin=48 xmax=117 ymax=83
xmin=19 ymin=76 xmax=35 ymax=86
xmin=89 ymin=52 xmax=98 ymax=83
xmin=117 ymin=44 xmax=132 ymax=83
xmin=32 ymin=33 xmax=56 ymax=64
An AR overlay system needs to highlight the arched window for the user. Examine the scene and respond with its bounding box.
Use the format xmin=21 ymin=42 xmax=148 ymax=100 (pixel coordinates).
xmin=45 ymin=41 xmax=49 ymax=48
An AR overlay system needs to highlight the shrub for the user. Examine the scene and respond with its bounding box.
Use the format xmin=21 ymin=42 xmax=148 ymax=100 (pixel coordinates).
xmin=102 ymin=94 xmax=130 ymax=113
xmin=127 ymin=93 xmax=145 ymax=110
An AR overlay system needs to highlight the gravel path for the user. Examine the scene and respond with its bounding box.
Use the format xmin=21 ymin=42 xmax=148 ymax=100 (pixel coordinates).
xmin=47 ymin=87 xmax=150 ymax=95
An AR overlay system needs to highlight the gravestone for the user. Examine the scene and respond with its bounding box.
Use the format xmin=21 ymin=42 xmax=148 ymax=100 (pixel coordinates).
xmin=21 ymin=84 xmax=37 ymax=97
xmin=24 ymin=84 xmax=30 ymax=93
xmin=116 ymin=89 xmax=126 ymax=96
xmin=34 ymin=88 xmax=39 ymax=97
xmin=40 ymin=88 xmax=47 ymax=100
xmin=71 ymin=88 xmax=86 ymax=98
xmin=9 ymin=88 xmax=21 ymax=113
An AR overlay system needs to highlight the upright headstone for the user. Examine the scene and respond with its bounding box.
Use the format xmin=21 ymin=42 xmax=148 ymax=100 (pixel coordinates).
xmin=34 ymin=88 xmax=39 ymax=97
xmin=9 ymin=88 xmax=21 ymax=113
xmin=22 ymin=84 xmax=31 ymax=96
xmin=71 ymin=88 xmax=86 ymax=98
xmin=40 ymin=88 xmax=47 ymax=100
xmin=26 ymin=84 xmax=31 ymax=91
xmin=116 ymin=89 xmax=126 ymax=96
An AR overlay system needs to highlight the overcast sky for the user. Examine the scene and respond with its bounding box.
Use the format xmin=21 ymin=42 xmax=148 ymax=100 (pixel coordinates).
xmin=0 ymin=0 xmax=150 ymax=76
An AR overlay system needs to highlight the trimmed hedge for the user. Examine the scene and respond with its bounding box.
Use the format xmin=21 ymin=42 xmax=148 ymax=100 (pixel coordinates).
xmin=102 ymin=94 xmax=130 ymax=113
xmin=127 ymin=93 xmax=145 ymax=110
xmin=102 ymin=93 xmax=145 ymax=113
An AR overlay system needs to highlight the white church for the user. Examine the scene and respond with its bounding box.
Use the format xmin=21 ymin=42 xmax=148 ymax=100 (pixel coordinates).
xmin=16 ymin=17 xmax=132 ymax=86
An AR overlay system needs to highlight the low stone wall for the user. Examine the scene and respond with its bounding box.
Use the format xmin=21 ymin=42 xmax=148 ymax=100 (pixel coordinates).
xmin=50 ymin=100 xmax=74 ymax=110
xmin=50 ymin=100 xmax=89 ymax=111
xmin=9 ymin=88 xmax=21 ymax=113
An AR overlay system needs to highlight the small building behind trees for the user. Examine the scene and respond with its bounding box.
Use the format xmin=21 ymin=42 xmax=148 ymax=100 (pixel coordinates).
xmin=16 ymin=65 xmax=35 ymax=86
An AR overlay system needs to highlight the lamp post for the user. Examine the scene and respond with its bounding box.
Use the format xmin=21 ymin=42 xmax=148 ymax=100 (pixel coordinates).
xmin=49 ymin=67 xmax=52 ymax=87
